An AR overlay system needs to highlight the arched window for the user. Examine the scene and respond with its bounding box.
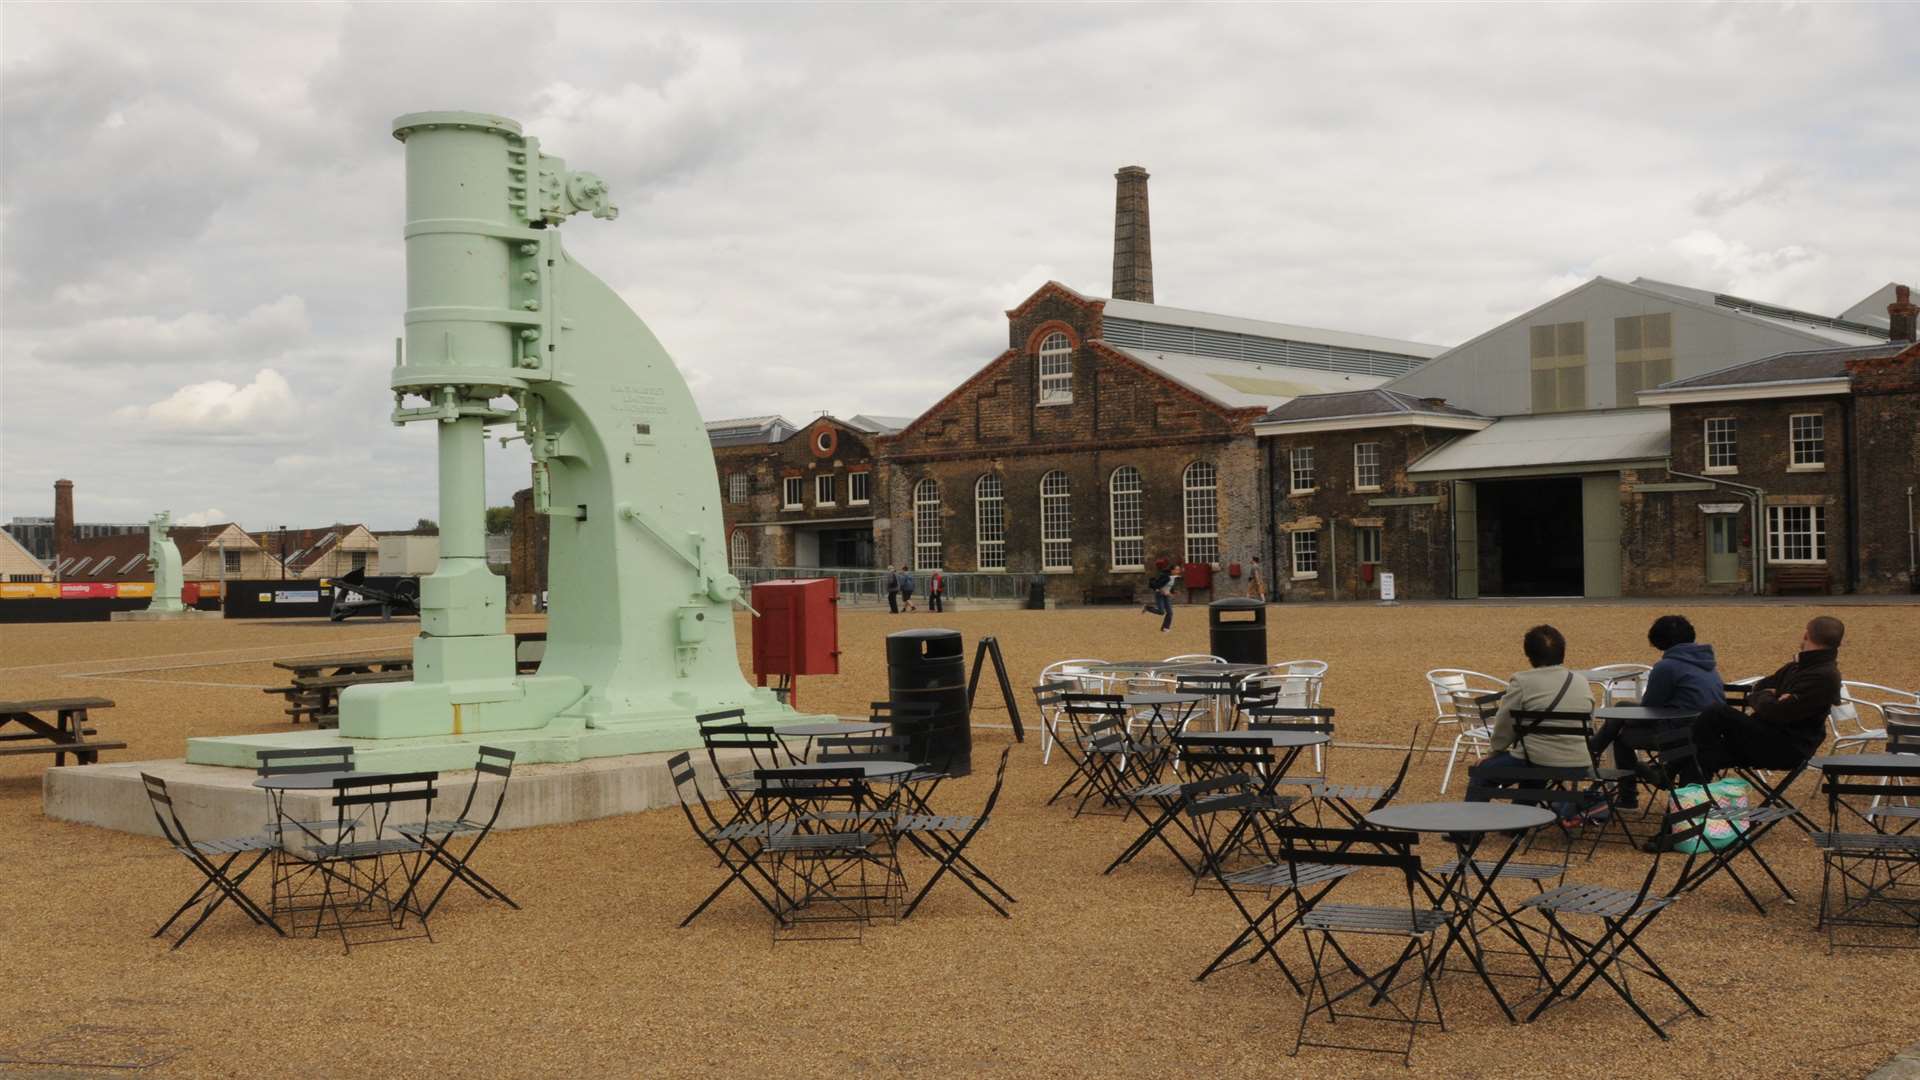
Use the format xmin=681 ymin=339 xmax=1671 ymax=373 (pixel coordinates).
xmin=729 ymin=529 xmax=750 ymax=567
xmin=975 ymin=474 xmax=1006 ymax=570
xmin=1037 ymin=332 xmax=1073 ymax=404
xmin=1109 ymin=466 xmax=1144 ymax=570
xmin=913 ymin=479 xmax=942 ymax=571
xmin=1183 ymin=460 xmax=1219 ymax=565
xmin=1040 ymin=470 xmax=1072 ymax=571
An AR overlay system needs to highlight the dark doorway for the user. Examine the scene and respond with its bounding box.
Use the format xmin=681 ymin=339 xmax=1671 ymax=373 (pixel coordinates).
xmin=815 ymin=527 xmax=875 ymax=569
xmin=1475 ymin=477 xmax=1584 ymax=596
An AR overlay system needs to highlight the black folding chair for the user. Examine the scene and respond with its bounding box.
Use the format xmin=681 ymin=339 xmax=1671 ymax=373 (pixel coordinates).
xmin=141 ymin=773 xmax=283 ymax=949
xmin=1175 ymin=672 xmax=1241 ymax=730
xmin=1812 ymin=757 xmax=1920 ymax=952
xmin=669 ymin=751 xmax=791 ymax=928
xmin=1521 ymin=799 xmax=1714 ymax=1038
xmin=1286 ymin=826 xmax=1447 ymax=1067
xmin=1509 ymin=708 xmax=1635 ymax=857
xmin=1193 ymin=800 xmax=1363 ymax=991
xmin=1106 ymin=736 xmax=1285 ymax=876
xmin=697 ymin=710 xmax=799 ymax=818
xmin=1676 ymin=758 xmax=1809 ymax=915
xmin=895 ymin=746 xmax=1016 ymax=919
xmin=398 ymin=746 xmax=518 ymax=918
xmin=1310 ymin=746 xmax=1416 ymax=828
xmin=304 ymin=772 xmax=440 ymax=952
xmin=1045 ymin=694 xmax=1132 ymax=813
xmin=254 ymin=746 xmax=354 ymax=917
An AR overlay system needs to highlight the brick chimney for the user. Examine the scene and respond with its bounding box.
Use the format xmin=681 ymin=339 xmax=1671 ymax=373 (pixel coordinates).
xmin=1111 ymin=166 xmax=1154 ymax=304
xmin=1889 ymin=283 xmax=1916 ymax=343
xmin=53 ymin=479 xmax=74 ymax=561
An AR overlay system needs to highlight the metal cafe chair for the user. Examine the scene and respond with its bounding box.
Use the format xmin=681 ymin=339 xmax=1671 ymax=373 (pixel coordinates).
xmin=398 ymin=746 xmax=519 ymax=918
xmin=1870 ymin=710 xmax=1920 ymax=832
xmin=1032 ymin=683 xmax=1072 ymax=765
xmin=305 ymin=772 xmax=441 ymax=952
xmin=1045 ymin=694 xmax=1131 ymax=813
xmin=752 ymin=765 xmax=892 ymax=939
xmin=1585 ymin=663 xmax=1651 ymax=706
xmin=1811 ymin=757 xmax=1920 ymax=952
xmin=696 ymin=710 xmax=800 ymax=818
xmin=1673 ymin=755 xmax=1809 ymax=917
xmin=254 ymin=745 xmax=355 ymax=916
xmin=1835 ymin=681 xmax=1919 ymax=752
xmin=1191 ymin=799 xmax=1364 ymax=990
xmin=1508 ymin=708 xmax=1632 ymax=857
xmin=1247 ymin=706 xmax=1335 ymax=779
xmin=140 ymin=773 xmax=284 ymax=949
xmin=1520 ymin=799 xmax=1714 ymax=1038
xmin=1424 ymin=669 xmax=1507 ymax=791
xmin=1174 ymin=672 xmax=1241 ymax=732
xmin=669 ymin=751 xmax=792 ymax=928
xmin=895 ymin=746 xmax=1017 ymax=919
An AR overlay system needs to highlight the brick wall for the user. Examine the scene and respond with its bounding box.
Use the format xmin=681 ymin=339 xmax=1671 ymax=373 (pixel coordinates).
xmin=1847 ymin=345 xmax=1919 ymax=593
xmin=507 ymin=484 xmax=547 ymax=610
xmin=715 ymin=418 xmax=882 ymax=568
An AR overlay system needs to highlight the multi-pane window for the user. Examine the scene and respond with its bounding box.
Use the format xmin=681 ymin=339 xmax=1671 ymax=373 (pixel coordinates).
xmin=1182 ymin=461 xmax=1219 ymax=565
xmin=815 ymin=473 xmax=836 ymax=506
xmin=1289 ymin=447 xmax=1315 ymax=494
xmin=1356 ymin=526 xmax=1382 ymax=565
xmin=1704 ymin=418 xmax=1738 ymax=471
xmin=729 ymin=529 xmax=749 ymax=567
xmin=849 ymin=471 xmax=871 ymax=505
xmin=1110 ymin=466 xmax=1145 ymax=570
xmin=913 ymin=479 xmax=942 ymax=570
xmin=224 ymin=549 xmax=242 ymax=574
xmin=1290 ymin=530 xmax=1319 ymax=577
xmin=1037 ymin=332 xmax=1073 ymax=404
xmin=1529 ymin=321 xmax=1587 ymax=413
xmin=1767 ymin=505 xmax=1827 ymax=563
xmin=1790 ymin=414 xmax=1825 ymax=468
xmin=1614 ymin=313 xmax=1674 ymax=402
xmin=350 ymin=550 xmax=369 ymax=572
xmin=783 ymin=476 xmax=805 ymax=508
xmin=1353 ymin=443 xmax=1382 ymax=490
xmin=727 ymin=473 xmax=750 ymax=504
xmin=975 ymin=474 xmax=1005 ymax=570
xmin=1040 ymin=470 xmax=1072 ymax=571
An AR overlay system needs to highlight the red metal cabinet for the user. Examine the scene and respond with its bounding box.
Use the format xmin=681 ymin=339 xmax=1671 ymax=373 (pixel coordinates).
xmin=1182 ymin=563 xmax=1213 ymax=590
xmin=751 ymin=578 xmax=840 ymax=678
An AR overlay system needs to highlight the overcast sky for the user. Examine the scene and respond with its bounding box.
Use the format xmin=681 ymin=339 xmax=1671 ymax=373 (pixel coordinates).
xmin=2 ymin=3 xmax=1914 ymax=531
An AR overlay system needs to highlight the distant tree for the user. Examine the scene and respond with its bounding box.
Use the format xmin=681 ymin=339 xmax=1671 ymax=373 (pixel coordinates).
xmin=484 ymin=506 xmax=514 ymax=535
xmin=413 ymin=518 xmax=439 ymax=535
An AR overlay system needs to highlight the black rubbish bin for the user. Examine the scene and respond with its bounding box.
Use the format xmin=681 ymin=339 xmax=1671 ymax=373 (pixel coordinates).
xmin=886 ymin=628 xmax=973 ymax=776
xmin=1209 ymin=597 xmax=1268 ymax=666
xmin=1025 ymin=576 xmax=1047 ymax=610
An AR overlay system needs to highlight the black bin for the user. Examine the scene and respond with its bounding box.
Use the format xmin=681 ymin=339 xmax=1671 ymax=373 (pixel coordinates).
xmin=1208 ymin=597 xmax=1268 ymax=666
xmin=886 ymin=628 xmax=973 ymax=776
xmin=1025 ymin=576 xmax=1047 ymax=610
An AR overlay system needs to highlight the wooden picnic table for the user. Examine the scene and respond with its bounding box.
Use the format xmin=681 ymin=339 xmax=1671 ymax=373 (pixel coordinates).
xmin=271 ymin=653 xmax=414 ymax=677
xmin=0 ymin=697 xmax=126 ymax=765
xmin=266 ymin=654 xmax=413 ymax=727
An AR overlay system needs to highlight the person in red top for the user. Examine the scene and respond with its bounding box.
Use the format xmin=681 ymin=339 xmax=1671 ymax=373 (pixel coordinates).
xmin=928 ymin=569 xmax=945 ymax=612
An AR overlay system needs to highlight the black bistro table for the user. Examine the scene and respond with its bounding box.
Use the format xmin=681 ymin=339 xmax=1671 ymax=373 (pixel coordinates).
xmin=1106 ymin=728 xmax=1334 ymax=876
xmin=252 ymin=769 xmax=404 ymax=918
xmin=1122 ymin=692 xmax=1206 ymax=741
xmin=1592 ymin=705 xmax=1700 ymax=726
xmin=1364 ymin=800 xmax=1556 ymax=1022
xmin=773 ymin=720 xmax=892 ymax=760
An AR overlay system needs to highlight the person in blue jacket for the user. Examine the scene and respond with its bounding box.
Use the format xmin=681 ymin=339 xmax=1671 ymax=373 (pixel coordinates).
xmin=1590 ymin=614 xmax=1724 ymax=807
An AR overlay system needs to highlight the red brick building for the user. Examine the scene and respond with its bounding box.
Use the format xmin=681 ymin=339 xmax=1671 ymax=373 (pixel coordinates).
xmin=713 ymin=414 xmax=893 ymax=570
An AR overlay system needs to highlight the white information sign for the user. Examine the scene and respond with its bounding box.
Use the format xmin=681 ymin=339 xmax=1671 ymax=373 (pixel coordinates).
xmin=1379 ymin=572 xmax=1397 ymax=602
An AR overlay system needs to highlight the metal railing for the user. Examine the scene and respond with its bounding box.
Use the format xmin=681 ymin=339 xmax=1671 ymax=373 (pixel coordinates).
xmin=731 ymin=566 xmax=1034 ymax=605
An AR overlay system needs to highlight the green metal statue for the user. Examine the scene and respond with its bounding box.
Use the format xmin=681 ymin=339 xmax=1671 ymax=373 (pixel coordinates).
xmin=145 ymin=511 xmax=185 ymax=614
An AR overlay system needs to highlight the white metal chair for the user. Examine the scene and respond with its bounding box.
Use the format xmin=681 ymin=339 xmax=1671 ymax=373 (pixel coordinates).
xmin=1242 ymin=661 xmax=1329 ymax=768
xmin=1832 ymin=681 xmax=1917 ymax=753
xmin=1423 ymin=668 xmax=1508 ymax=794
xmin=1585 ymin=663 xmax=1651 ymax=706
xmin=1162 ymin=653 xmax=1225 ymax=667
xmin=1036 ymin=659 xmax=1108 ymax=764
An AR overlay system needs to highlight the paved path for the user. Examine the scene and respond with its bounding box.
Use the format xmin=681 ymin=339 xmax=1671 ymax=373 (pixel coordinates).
xmin=1868 ymin=1040 xmax=1920 ymax=1079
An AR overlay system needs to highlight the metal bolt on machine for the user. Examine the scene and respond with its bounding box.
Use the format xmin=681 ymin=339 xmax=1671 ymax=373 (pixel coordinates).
xmin=187 ymin=111 xmax=817 ymax=770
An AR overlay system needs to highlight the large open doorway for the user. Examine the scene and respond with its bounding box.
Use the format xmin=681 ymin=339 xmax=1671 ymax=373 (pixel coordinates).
xmin=1475 ymin=477 xmax=1585 ymax=596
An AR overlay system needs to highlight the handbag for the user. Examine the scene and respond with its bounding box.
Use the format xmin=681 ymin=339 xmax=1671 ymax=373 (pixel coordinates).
xmin=1670 ymin=777 xmax=1753 ymax=852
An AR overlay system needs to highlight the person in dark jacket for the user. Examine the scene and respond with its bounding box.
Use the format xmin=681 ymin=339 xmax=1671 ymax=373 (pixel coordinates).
xmin=1590 ymin=614 xmax=1724 ymax=806
xmin=1143 ymin=563 xmax=1179 ymax=632
xmin=886 ymin=567 xmax=900 ymax=614
xmin=1693 ymin=615 xmax=1844 ymax=775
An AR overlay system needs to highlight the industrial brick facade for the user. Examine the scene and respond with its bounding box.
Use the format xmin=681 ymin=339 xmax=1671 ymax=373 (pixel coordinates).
xmin=1849 ymin=346 xmax=1920 ymax=592
xmin=715 ymin=417 xmax=886 ymax=569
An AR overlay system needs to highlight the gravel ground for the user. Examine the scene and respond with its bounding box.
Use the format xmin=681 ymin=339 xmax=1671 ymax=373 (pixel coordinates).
xmin=2 ymin=601 xmax=1916 ymax=1078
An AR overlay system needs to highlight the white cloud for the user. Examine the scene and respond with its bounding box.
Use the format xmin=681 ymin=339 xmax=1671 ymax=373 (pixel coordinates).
xmin=32 ymin=296 xmax=310 ymax=367
xmin=175 ymin=508 xmax=230 ymax=526
xmin=115 ymin=369 xmax=298 ymax=434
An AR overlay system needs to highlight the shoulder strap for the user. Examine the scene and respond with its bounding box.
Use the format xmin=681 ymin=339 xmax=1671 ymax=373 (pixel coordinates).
xmin=1545 ymin=671 xmax=1575 ymax=712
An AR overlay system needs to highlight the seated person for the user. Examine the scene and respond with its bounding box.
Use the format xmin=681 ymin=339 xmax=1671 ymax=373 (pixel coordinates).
xmin=1590 ymin=614 xmax=1724 ymax=806
xmin=1466 ymin=625 xmax=1595 ymax=805
xmin=1693 ymin=615 xmax=1843 ymax=775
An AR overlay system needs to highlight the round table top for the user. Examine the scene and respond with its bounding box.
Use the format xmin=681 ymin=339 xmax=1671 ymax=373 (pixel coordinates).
xmin=776 ymin=720 xmax=891 ymax=737
xmin=1178 ymin=729 xmax=1331 ymax=749
xmin=755 ymin=760 xmax=914 ymax=779
xmin=1811 ymin=752 xmax=1920 ymax=770
xmin=1366 ymin=801 xmax=1556 ymax=835
xmin=252 ymin=770 xmax=393 ymax=791
xmin=1593 ymin=705 xmax=1700 ymax=723
xmin=1124 ymin=693 xmax=1206 ymax=707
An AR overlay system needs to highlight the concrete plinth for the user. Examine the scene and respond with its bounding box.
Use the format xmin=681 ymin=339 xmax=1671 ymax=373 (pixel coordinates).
xmin=110 ymin=608 xmax=222 ymax=622
xmin=45 ymin=747 xmax=762 ymax=840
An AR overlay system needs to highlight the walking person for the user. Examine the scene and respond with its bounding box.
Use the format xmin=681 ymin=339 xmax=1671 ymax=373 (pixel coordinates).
xmin=1143 ymin=561 xmax=1179 ymax=633
xmin=899 ymin=565 xmax=919 ymax=612
xmin=928 ymin=568 xmax=945 ymax=613
xmin=886 ymin=565 xmax=900 ymax=614
xmin=1247 ymin=555 xmax=1267 ymax=603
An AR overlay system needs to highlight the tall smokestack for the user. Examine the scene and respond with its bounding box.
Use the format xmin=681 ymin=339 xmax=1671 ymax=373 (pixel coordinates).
xmin=1111 ymin=165 xmax=1154 ymax=304
xmin=1889 ymin=283 xmax=1916 ymax=343
xmin=53 ymin=479 xmax=74 ymax=562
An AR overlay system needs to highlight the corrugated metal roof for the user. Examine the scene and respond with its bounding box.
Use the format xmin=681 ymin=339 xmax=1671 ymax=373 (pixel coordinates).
xmin=1099 ymin=298 xmax=1445 ymax=371
xmin=1656 ymin=342 xmax=1908 ymax=390
xmin=1408 ymin=408 xmax=1671 ymax=475
xmin=1261 ymin=388 xmax=1485 ymax=424
xmin=1107 ymin=346 xmax=1390 ymax=409
xmin=1629 ymin=277 xmax=1888 ymax=345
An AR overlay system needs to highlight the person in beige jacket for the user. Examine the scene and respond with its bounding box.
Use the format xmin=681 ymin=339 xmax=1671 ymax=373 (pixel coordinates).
xmin=1467 ymin=625 xmax=1595 ymax=804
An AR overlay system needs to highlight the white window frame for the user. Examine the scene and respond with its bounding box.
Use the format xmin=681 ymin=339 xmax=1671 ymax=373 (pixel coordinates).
xmin=975 ymin=474 xmax=1005 ymax=571
xmin=913 ymin=479 xmax=942 ymax=571
xmin=223 ymin=549 xmax=242 ymax=574
xmin=1182 ymin=461 xmax=1219 ymax=565
xmin=1767 ymin=504 xmax=1827 ymax=564
xmin=1789 ymin=413 xmax=1825 ymax=470
xmin=1353 ymin=442 xmax=1381 ymax=492
xmin=815 ymin=473 xmax=836 ymax=507
xmin=1040 ymin=470 xmax=1072 ymax=572
xmin=1289 ymin=447 xmax=1316 ymax=494
xmin=729 ymin=529 xmax=750 ymax=567
xmin=1109 ymin=466 xmax=1145 ymax=571
xmin=782 ymin=476 xmax=804 ymax=509
xmin=1290 ymin=530 xmax=1320 ymax=578
xmin=1704 ymin=417 xmax=1738 ymax=473
xmin=1037 ymin=332 xmax=1073 ymax=405
xmin=727 ymin=472 xmax=750 ymax=504
xmin=1356 ymin=525 xmax=1381 ymax=565
xmin=849 ymin=471 xmax=871 ymax=506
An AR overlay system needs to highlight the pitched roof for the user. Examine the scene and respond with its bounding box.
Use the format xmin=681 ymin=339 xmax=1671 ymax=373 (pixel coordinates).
xmin=1628 ymin=277 xmax=1888 ymax=346
xmin=53 ymin=524 xmax=260 ymax=581
xmin=1407 ymin=408 xmax=1671 ymax=478
xmin=1100 ymin=297 xmax=1446 ymax=362
xmin=845 ymin=414 xmax=912 ymax=435
xmin=1652 ymin=342 xmax=1911 ymax=391
xmin=705 ymin=415 xmax=796 ymax=447
xmin=245 ymin=525 xmax=370 ymax=573
xmin=1259 ymin=388 xmax=1486 ymax=425
xmin=1105 ymin=346 xmax=1392 ymax=409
